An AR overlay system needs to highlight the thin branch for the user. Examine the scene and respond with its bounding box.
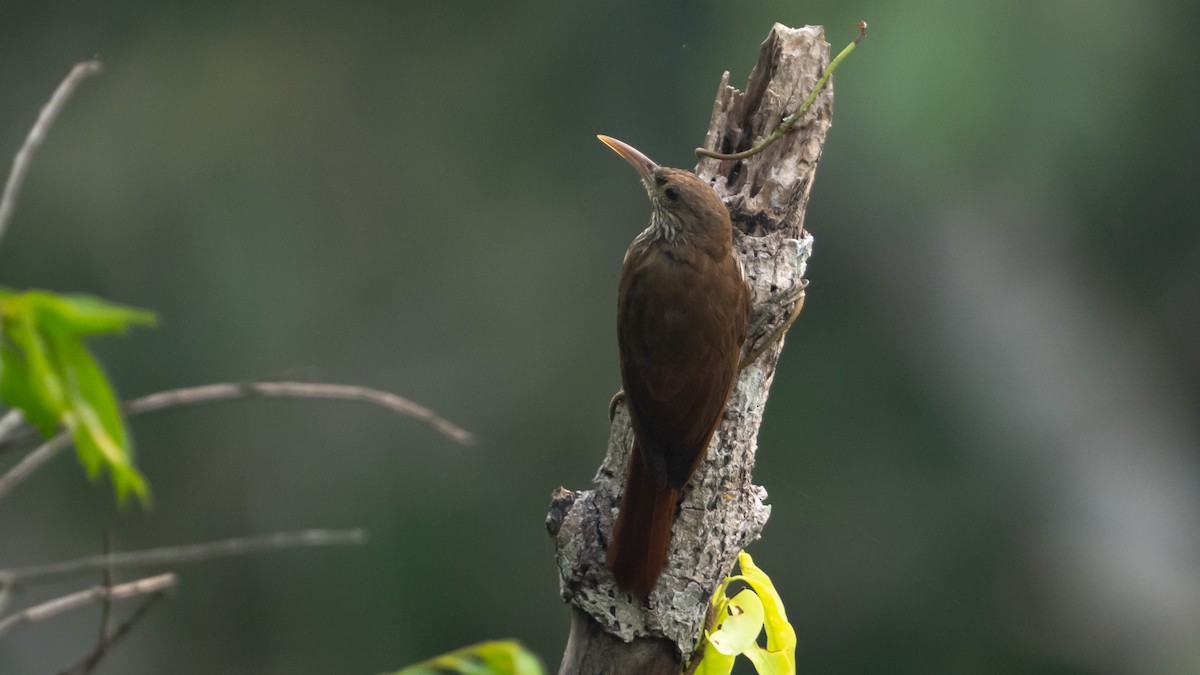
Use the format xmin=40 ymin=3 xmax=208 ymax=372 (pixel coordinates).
xmin=0 ymin=60 xmax=103 ymax=249
xmin=0 ymin=409 xmax=26 ymax=447
xmin=60 ymin=591 xmax=167 ymax=675
xmin=696 ymin=22 xmax=866 ymax=161
xmin=96 ymin=530 xmax=115 ymax=648
xmin=0 ymin=573 xmax=174 ymax=639
xmin=1 ymin=528 xmax=366 ymax=587
xmin=0 ymin=379 xmax=473 ymax=502
xmin=0 ymin=432 xmax=71 ymax=501
xmin=122 ymin=381 xmax=475 ymax=445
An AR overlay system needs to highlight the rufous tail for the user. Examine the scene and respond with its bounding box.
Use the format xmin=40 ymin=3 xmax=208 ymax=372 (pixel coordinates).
xmin=606 ymin=443 xmax=679 ymax=595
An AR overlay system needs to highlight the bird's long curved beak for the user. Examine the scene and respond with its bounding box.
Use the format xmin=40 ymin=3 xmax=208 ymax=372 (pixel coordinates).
xmin=597 ymin=135 xmax=659 ymax=183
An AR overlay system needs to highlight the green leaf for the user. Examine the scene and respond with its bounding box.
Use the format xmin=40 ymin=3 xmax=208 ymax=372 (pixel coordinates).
xmin=733 ymin=551 xmax=797 ymax=660
xmin=390 ymin=640 xmax=544 ymax=675
xmin=744 ymin=645 xmax=795 ymax=675
xmin=708 ymin=588 xmax=766 ymax=656
xmin=0 ymin=288 xmax=154 ymax=504
xmin=691 ymin=551 xmax=798 ymax=675
xmin=692 ymin=575 xmax=737 ymax=675
xmin=692 ymin=649 xmax=737 ymax=675
xmin=25 ymin=290 xmax=156 ymax=336
xmin=56 ymin=336 xmax=149 ymax=503
xmin=0 ymin=296 xmax=66 ymax=435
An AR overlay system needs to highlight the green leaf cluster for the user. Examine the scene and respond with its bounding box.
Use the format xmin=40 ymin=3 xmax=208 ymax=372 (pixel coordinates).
xmin=692 ymin=551 xmax=797 ymax=675
xmin=390 ymin=639 xmax=544 ymax=675
xmin=0 ymin=288 xmax=155 ymax=504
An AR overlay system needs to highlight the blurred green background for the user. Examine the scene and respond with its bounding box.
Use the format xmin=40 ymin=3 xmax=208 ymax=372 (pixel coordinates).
xmin=2 ymin=1 xmax=1199 ymax=674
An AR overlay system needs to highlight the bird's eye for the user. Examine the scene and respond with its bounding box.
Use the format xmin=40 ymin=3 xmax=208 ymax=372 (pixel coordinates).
xmin=664 ymin=186 xmax=681 ymax=201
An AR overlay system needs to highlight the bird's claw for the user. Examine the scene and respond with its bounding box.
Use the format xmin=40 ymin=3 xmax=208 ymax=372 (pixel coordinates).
xmin=608 ymin=389 xmax=626 ymax=422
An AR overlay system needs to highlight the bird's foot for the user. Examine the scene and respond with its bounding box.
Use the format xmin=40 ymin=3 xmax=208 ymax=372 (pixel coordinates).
xmin=608 ymin=389 xmax=626 ymax=422
xmin=739 ymin=279 xmax=808 ymax=371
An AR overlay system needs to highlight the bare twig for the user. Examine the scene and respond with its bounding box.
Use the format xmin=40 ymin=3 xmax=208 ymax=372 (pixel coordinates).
xmin=0 ymin=410 xmax=26 ymax=447
xmin=1 ymin=528 xmax=365 ymax=587
xmin=123 ymin=381 xmax=475 ymax=445
xmin=0 ymin=379 xmax=473 ymax=502
xmin=60 ymin=591 xmax=167 ymax=675
xmin=0 ymin=573 xmax=174 ymax=639
xmin=0 ymin=60 xmax=103 ymax=249
xmin=96 ymin=530 xmax=115 ymax=647
xmin=0 ymin=432 xmax=71 ymax=501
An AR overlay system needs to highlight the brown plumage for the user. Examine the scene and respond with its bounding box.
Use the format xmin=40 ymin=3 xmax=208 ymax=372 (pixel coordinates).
xmin=598 ymin=135 xmax=751 ymax=595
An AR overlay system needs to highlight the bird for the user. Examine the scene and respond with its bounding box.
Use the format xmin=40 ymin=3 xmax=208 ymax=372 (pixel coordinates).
xmin=598 ymin=135 xmax=751 ymax=595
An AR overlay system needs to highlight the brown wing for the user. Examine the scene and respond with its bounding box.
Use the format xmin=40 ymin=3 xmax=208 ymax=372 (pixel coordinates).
xmin=618 ymin=244 xmax=750 ymax=489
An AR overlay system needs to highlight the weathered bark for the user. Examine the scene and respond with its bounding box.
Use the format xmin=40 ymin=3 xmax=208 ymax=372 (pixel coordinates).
xmin=547 ymin=23 xmax=834 ymax=674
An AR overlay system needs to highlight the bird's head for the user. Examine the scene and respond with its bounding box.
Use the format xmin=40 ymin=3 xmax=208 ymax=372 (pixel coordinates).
xmin=598 ymin=135 xmax=731 ymax=245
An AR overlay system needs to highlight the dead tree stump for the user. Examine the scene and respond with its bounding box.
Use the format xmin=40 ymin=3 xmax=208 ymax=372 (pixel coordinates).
xmin=547 ymin=23 xmax=835 ymax=674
